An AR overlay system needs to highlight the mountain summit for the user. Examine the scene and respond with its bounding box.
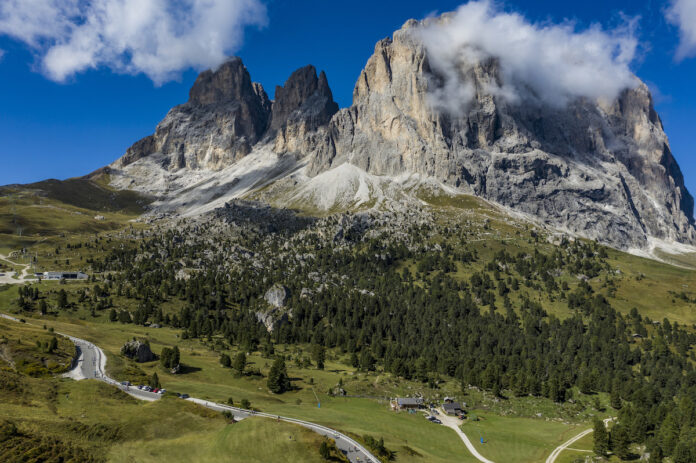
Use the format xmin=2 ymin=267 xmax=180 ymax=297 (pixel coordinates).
xmin=110 ymin=18 xmax=695 ymax=252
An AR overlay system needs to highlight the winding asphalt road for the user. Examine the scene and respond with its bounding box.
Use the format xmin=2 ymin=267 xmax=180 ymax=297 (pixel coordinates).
xmin=0 ymin=313 xmax=378 ymax=463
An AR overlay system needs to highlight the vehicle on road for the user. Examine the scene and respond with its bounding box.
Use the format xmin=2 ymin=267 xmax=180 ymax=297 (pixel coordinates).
xmin=178 ymin=393 xmax=189 ymax=399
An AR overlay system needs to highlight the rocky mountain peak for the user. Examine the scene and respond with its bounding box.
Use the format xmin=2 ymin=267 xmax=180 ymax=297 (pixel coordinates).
xmin=115 ymin=57 xmax=273 ymax=171
xmin=270 ymin=65 xmax=339 ymax=134
xmin=188 ymin=57 xmax=256 ymax=105
xmin=301 ymin=19 xmax=696 ymax=249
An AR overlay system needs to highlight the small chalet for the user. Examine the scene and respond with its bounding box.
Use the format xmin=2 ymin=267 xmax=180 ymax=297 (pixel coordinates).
xmin=395 ymin=398 xmax=423 ymax=410
xmin=442 ymin=401 xmax=464 ymax=416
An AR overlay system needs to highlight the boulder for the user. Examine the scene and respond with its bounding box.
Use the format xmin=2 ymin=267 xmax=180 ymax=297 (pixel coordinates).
xmin=120 ymin=339 xmax=155 ymax=363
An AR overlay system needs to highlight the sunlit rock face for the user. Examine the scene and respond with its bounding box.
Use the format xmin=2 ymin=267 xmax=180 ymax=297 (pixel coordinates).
xmin=112 ymin=19 xmax=695 ymax=251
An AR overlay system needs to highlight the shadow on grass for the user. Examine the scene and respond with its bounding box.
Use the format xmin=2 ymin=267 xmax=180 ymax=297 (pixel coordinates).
xmin=177 ymin=364 xmax=202 ymax=374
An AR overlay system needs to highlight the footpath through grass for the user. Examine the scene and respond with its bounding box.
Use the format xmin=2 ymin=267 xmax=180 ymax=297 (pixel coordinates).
xmin=464 ymin=413 xmax=584 ymax=463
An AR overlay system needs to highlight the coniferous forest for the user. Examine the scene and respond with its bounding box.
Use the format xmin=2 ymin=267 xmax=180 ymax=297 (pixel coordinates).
xmin=15 ymin=205 xmax=696 ymax=461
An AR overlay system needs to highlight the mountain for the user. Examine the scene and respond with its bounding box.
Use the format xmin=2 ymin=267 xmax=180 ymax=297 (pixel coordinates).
xmin=108 ymin=18 xmax=695 ymax=253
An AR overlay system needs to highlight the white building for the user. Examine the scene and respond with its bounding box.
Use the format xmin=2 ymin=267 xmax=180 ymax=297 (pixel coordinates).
xmin=42 ymin=271 xmax=88 ymax=280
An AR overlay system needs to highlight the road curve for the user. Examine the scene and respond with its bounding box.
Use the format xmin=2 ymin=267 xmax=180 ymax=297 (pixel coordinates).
xmin=545 ymin=418 xmax=613 ymax=463
xmin=439 ymin=410 xmax=495 ymax=463
xmin=0 ymin=313 xmax=379 ymax=463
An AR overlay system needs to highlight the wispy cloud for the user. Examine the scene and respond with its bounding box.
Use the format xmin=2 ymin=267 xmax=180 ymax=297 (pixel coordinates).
xmin=417 ymin=1 xmax=639 ymax=112
xmin=0 ymin=0 xmax=267 ymax=84
xmin=666 ymin=0 xmax=696 ymax=60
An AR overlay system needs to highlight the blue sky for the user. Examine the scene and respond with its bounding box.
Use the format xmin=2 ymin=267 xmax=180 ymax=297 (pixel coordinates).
xmin=1 ymin=0 xmax=696 ymax=196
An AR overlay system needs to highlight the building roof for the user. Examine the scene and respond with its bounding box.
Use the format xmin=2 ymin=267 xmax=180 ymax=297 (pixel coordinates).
xmin=443 ymin=402 xmax=462 ymax=411
xmin=397 ymin=398 xmax=423 ymax=406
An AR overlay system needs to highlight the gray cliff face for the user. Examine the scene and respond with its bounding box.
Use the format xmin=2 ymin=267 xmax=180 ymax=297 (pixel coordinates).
xmin=112 ymin=20 xmax=695 ymax=251
xmin=281 ymin=21 xmax=694 ymax=249
xmin=118 ymin=58 xmax=271 ymax=170
xmin=115 ymin=59 xmax=337 ymax=172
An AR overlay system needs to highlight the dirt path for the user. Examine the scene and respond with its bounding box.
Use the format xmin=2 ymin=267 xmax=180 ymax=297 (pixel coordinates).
xmin=0 ymin=253 xmax=35 ymax=284
xmin=545 ymin=418 xmax=613 ymax=463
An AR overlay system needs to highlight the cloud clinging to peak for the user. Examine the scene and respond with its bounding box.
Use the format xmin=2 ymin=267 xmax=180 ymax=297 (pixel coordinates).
xmin=0 ymin=0 xmax=267 ymax=84
xmin=666 ymin=0 xmax=696 ymax=60
xmin=417 ymin=1 xmax=639 ymax=112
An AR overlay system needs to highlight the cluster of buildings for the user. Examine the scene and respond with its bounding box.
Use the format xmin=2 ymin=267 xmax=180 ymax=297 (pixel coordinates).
xmin=392 ymin=396 xmax=466 ymax=419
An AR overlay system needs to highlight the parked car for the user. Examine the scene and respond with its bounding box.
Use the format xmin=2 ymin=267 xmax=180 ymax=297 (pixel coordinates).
xmin=152 ymin=388 xmax=160 ymax=393
xmin=157 ymin=389 xmax=166 ymax=395
xmin=179 ymin=393 xmax=189 ymax=399
xmin=432 ymin=419 xmax=442 ymax=424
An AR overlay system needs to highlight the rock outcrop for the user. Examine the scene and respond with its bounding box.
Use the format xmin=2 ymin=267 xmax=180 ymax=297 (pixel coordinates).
xmin=120 ymin=339 xmax=155 ymax=363
xmin=264 ymin=284 xmax=290 ymax=308
xmin=255 ymin=284 xmax=292 ymax=331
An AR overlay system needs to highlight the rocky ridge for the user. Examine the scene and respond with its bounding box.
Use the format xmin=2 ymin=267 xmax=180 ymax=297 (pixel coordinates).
xmin=109 ymin=18 xmax=696 ymax=252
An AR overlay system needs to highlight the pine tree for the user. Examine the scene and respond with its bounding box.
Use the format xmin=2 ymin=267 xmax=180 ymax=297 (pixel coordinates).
xmin=47 ymin=336 xmax=58 ymax=353
xmin=220 ymin=353 xmax=231 ymax=368
xmin=359 ymin=350 xmax=375 ymax=371
xmin=233 ymin=352 xmax=246 ymax=375
xmin=672 ymin=440 xmax=693 ymax=463
xmin=150 ymin=372 xmax=160 ymax=389
xmin=57 ymin=289 xmax=68 ymax=309
xmin=610 ymin=423 xmax=630 ymax=460
xmin=319 ymin=441 xmax=330 ymax=460
xmin=312 ymin=344 xmax=325 ymax=370
xmin=610 ymin=379 xmax=622 ymax=410
xmin=267 ymin=356 xmax=291 ymax=393
xmin=593 ymin=419 xmax=609 ymax=456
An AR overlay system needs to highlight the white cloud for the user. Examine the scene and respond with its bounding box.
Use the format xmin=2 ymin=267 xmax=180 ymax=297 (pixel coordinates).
xmin=417 ymin=1 xmax=639 ymax=112
xmin=666 ymin=0 xmax=696 ymax=60
xmin=0 ymin=0 xmax=267 ymax=84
